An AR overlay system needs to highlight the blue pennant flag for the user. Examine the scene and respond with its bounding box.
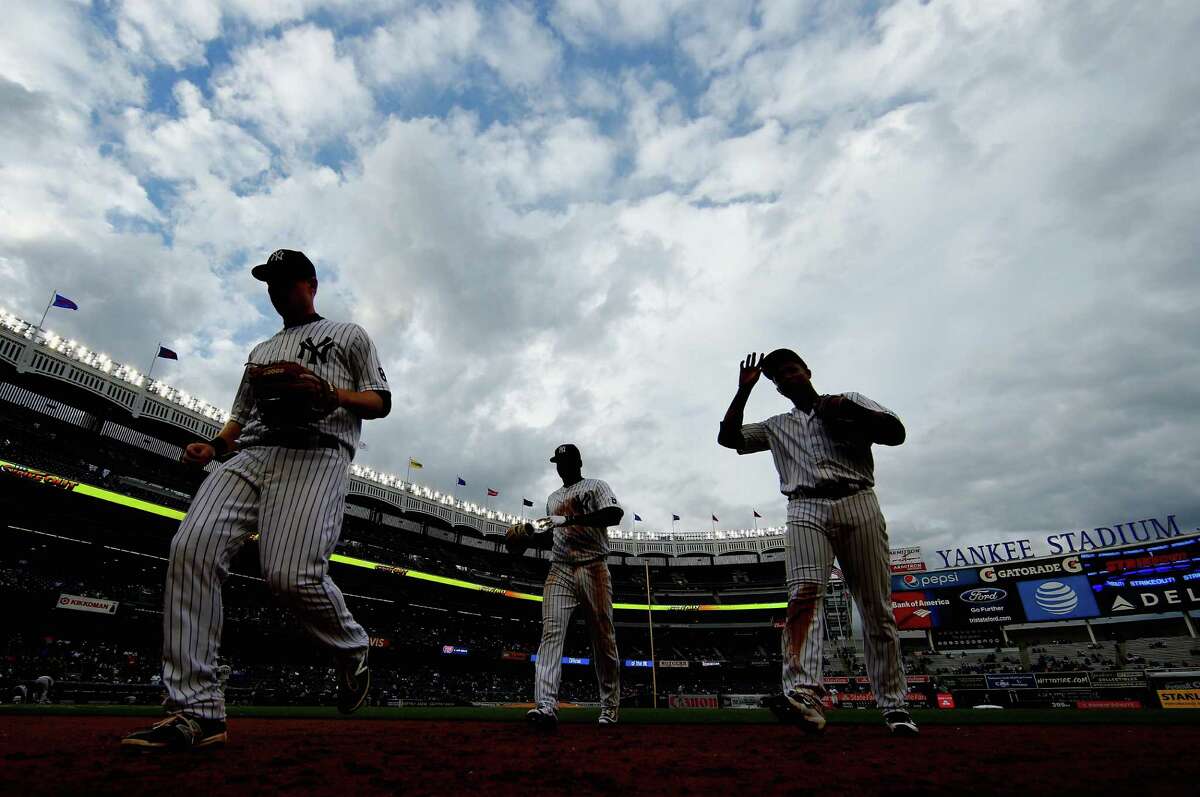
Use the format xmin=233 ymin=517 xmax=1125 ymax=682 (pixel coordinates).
xmin=456 ymin=476 xmax=466 ymax=486
xmin=634 ymin=514 xmax=642 ymax=522
xmin=522 ymin=498 xmax=534 ymax=508
xmin=52 ymin=293 xmax=78 ymax=310
xmin=672 ymin=514 xmax=681 ymax=521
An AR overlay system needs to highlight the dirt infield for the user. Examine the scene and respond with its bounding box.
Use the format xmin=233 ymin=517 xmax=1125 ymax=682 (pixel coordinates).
xmin=2 ymin=715 xmax=1198 ymax=796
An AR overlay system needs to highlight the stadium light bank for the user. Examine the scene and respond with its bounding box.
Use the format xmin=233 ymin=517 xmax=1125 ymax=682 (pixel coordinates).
xmin=1 ymin=306 xmax=782 ymax=537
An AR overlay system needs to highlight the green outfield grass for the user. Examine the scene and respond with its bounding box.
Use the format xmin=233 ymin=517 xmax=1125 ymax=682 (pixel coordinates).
xmin=2 ymin=704 xmax=1198 ymax=725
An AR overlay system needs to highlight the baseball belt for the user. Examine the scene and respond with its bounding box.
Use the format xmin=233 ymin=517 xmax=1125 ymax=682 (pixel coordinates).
xmin=247 ymin=430 xmax=352 ymax=457
xmin=787 ymin=482 xmax=870 ymax=501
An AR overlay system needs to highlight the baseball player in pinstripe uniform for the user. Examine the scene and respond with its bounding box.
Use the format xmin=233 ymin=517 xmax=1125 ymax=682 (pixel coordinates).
xmin=123 ymin=249 xmax=391 ymax=750
xmin=718 ymin=349 xmax=918 ymax=736
xmin=526 ymin=443 xmax=624 ymax=731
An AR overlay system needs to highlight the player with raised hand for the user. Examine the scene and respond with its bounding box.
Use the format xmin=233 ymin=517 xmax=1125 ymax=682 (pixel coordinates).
xmin=718 ymin=349 xmax=917 ymax=736
xmin=122 ymin=249 xmax=391 ymax=751
xmin=520 ymin=443 xmax=624 ymax=731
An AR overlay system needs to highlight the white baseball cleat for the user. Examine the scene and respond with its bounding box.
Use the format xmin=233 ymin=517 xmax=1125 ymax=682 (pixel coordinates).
xmin=598 ymin=708 xmax=619 ymax=725
xmin=883 ymin=709 xmax=919 ymax=736
xmin=526 ymin=707 xmax=558 ymax=732
xmin=765 ymin=689 xmax=827 ymax=733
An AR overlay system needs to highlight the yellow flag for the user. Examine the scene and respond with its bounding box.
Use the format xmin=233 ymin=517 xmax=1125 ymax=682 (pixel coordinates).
xmin=408 ymin=458 xmax=423 ymax=469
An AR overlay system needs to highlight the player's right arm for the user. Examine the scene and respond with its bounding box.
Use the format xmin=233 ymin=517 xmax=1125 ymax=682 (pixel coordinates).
xmin=182 ymin=365 xmax=252 ymax=467
xmin=717 ymin=352 xmax=765 ymax=450
xmin=181 ymin=420 xmax=243 ymax=466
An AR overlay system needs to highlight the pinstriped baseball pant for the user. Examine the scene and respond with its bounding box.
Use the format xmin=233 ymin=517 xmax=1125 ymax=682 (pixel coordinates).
xmin=534 ymin=560 xmax=619 ymax=712
xmin=162 ymin=446 xmax=369 ymax=720
xmin=782 ymin=489 xmax=907 ymax=710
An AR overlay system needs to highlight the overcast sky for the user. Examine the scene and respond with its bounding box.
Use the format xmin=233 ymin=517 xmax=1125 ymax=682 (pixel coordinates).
xmin=2 ymin=1 xmax=1198 ymax=560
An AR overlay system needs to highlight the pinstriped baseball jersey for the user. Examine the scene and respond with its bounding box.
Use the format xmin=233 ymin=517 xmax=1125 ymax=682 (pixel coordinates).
xmin=737 ymin=392 xmax=899 ymax=493
xmin=546 ymin=479 xmax=620 ymax=564
xmin=230 ymin=317 xmax=389 ymax=457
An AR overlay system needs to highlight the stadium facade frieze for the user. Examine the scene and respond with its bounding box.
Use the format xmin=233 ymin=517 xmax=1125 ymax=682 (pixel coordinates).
xmin=934 ymin=515 xmax=1186 ymax=567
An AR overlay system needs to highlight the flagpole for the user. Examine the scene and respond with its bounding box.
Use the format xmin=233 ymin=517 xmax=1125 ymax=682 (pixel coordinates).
xmin=37 ymin=290 xmax=56 ymax=331
xmin=146 ymin=342 xmax=160 ymax=382
xmin=405 ymin=459 xmax=412 ymax=486
xmin=644 ymin=560 xmax=658 ymax=710
xmin=753 ymin=512 xmax=757 ymax=531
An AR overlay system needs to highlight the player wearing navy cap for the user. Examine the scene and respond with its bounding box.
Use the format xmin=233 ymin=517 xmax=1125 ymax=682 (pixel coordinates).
xmin=122 ymin=249 xmax=391 ymax=750
xmin=525 ymin=444 xmax=624 ymax=731
xmin=718 ymin=349 xmax=917 ymax=736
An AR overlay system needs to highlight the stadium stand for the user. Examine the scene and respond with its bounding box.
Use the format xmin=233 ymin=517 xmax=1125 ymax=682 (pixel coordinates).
xmin=1 ymin=324 xmax=1198 ymax=711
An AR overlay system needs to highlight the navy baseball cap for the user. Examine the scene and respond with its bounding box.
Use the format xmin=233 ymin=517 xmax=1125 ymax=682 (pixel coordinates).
xmin=550 ymin=443 xmax=581 ymax=463
xmin=252 ymin=249 xmax=317 ymax=282
xmin=761 ymin=348 xmax=809 ymax=380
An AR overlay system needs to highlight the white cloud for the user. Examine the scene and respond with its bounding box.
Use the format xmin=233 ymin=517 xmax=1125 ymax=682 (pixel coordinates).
xmin=476 ymin=2 xmax=563 ymax=89
xmin=3 ymin=0 xmax=1200 ymax=554
xmin=467 ymin=114 xmax=617 ymax=203
xmin=356 ymin=1 xmax=560 ymax=94
xmin=211 ymin=24 xmax=374 ymax=150
xmin=1 ymin=1 xmax=144 ymax=108
xmin=116 ymin=0 xmax=224 ymax=68
xmin=122 ymin=81 xmax=272 ymax=185
xmin=550 ymin=0 xmax=694 ymax=46
xmin=356 ymin=0 xmax=482 ymax=87
xmin=113 ymin=0 xmax=399 ymax=69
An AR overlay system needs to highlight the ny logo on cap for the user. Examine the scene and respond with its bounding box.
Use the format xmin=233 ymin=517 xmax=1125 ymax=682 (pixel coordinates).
xmin=269 ymin=249 xmax=288 ymax=262
xmin=556 ymin=445 xmax=568 ymax=455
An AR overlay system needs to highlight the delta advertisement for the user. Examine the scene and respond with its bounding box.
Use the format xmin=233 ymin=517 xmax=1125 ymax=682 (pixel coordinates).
xmin=890 ymin=533 xmax=1200 ymax=631
xmin=1084 ymin=538 xmax=1200 ymax=616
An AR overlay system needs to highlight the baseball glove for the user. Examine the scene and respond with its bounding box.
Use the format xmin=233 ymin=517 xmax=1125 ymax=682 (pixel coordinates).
xmin=505 ymin=521 xmax=536 ymax=556
xmin=246 ymin=361 xmax=340 ymax=427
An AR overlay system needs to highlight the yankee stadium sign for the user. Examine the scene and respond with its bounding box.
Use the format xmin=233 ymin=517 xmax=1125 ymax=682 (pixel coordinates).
xmin=934 ymin=515 xmax=1184 ymax=568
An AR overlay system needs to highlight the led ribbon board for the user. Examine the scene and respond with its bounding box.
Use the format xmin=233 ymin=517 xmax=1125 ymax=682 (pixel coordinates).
xmin=0 ymin=459 xmax=787 ymax=612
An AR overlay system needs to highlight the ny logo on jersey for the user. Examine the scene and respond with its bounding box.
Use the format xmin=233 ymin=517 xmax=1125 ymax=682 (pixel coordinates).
xmin=298 ymin=336 xmax=335 ymax=365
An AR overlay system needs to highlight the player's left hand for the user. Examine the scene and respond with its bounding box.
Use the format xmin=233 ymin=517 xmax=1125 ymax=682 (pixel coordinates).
xmin=505 ymin=521 xmax=535 ymax=555
xmin=534 ymin=515 xmax=568 ymax=531
xmin=816 ymin=395 xmax=870 ymax=439
xmin=297 ymin=373 xmax=343 ymax=405
xmin=247 ymin=361 xmax=340 ymax=426
xmin=815 ymin=395 xmax=853 ymax=421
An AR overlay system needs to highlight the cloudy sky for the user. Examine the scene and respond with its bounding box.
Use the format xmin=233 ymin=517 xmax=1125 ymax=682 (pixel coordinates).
xmin=3 ymin=1 xmax=1198 ymax=560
